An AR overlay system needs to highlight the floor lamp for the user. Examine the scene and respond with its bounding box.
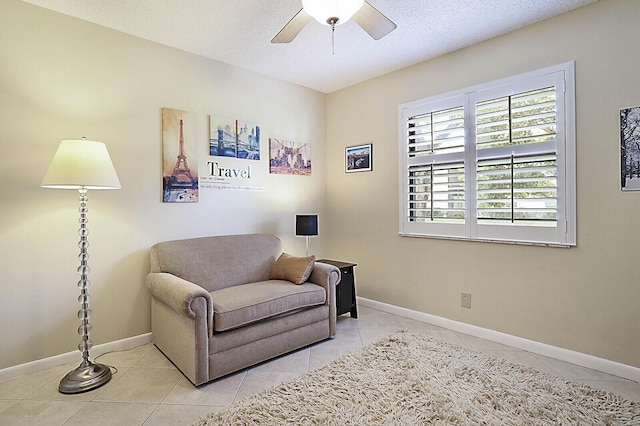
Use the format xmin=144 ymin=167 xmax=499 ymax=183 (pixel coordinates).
xmin=41 ymin=138 xmax=121 ymax=394
xmin=296 ymin=214 xmax=318 ymax=256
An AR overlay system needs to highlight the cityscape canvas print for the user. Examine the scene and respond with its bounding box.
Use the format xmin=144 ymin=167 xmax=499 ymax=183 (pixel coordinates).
xmin=209 ymin=117 xmax=261 ymax=160
xmin=621 ymin=106 xmax=640 ymax=191
xmin=237 ymin=120 xmax=261 ymax=160
xmin=269 ymin=138 xmax=312 ymax=175
xmin=209 ymin=116 xmax=237 ymax=158
xmin=162 ymin=107 xmax=199 ymax=202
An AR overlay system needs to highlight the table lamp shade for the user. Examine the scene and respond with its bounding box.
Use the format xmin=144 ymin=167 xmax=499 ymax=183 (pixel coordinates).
xmin=296 ymin=215 xmax=318 ymax=236
xmin=41 ymin=139 xmax=121 ymax=189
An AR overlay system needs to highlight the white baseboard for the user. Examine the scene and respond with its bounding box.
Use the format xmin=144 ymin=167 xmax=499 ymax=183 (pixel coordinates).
xmin=358 ymin=297 xmax=640 ymax=383
xmin=0 ymin=333 xmax=152 ymax=383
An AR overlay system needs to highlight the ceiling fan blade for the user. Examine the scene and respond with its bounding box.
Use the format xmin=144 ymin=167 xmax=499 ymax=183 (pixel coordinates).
xmin=272 ymin=9 xmax=312 ymax=43
xmin=353 ymin=1 xmax=397 ymax=40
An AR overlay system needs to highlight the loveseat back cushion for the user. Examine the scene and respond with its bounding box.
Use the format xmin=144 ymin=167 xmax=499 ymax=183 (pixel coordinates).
xmin=210 ymin=280 xmax=327 ymax=332
xmin=149 ymin=234 xmax=281 ymax=292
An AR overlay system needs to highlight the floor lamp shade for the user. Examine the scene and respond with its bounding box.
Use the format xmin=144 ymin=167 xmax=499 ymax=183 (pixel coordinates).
xmin=296 ymin=214 xmax=318 ymax=236
xmin=41 ymin=138 xmax=120 ymax=394
xmin=41 ymin=139 xmax=121 ymax=189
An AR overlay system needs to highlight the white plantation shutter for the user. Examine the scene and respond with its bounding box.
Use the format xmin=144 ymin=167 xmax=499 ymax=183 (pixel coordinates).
xmin=402 ymin=98 xmax=470 ymax=238
xmin=476 ymin=153 xmax=557 ymax=225
xmin=399 ymin=62 xmax=576 ymax=246
xmin=408 ymin=161 xmax=465 ymax=223
xmin=476 ymin=87 xmax=557 ymax=150
xmin=408 ymin=106 xmax=465 ymax=156
xmin=475 ymin=85 xmax=558 ymax=227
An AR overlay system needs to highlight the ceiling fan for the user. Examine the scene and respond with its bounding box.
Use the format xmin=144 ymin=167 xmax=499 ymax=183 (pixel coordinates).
xmin=272 ymin=0 xmax=397 ymax=44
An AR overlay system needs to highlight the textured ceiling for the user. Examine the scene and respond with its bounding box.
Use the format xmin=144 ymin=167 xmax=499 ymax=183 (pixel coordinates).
xmin=21 ymin=0 xmax=597 ymax=93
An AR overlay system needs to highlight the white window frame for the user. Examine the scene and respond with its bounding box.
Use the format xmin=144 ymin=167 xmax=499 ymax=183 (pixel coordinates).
xmin=398 ymin=62 xmax=576 ymax=247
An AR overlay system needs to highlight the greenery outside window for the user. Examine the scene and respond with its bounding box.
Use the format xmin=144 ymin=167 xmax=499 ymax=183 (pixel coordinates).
xmin=398 ymin=62 xmax=576 ymax=246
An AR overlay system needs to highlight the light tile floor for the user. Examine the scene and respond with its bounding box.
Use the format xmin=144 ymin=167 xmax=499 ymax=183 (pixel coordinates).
xmin=1 ymin=306 xmax=638 ymax=425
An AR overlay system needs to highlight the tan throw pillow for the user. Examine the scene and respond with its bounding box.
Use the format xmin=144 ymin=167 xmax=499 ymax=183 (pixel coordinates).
xmin=271 ymin=252 xmax=315 ymax=285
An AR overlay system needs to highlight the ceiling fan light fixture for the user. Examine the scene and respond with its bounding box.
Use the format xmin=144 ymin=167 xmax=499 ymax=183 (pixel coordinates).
xmin=301 ymin=0 xmax=364 ymax=26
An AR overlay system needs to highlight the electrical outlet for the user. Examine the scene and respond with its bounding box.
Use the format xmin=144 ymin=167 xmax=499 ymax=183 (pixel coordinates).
xmin=461 ymin=292 xmax=471 ymax=309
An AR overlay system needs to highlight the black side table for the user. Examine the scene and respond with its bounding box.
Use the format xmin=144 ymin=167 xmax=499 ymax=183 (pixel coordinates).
xmin=317 ymin=259 xmax=358 ymax=318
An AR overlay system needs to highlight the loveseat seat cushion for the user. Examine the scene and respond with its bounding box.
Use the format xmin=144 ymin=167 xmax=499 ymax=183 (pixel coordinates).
xmin=211 ymin=280 xmax=327 ymax=332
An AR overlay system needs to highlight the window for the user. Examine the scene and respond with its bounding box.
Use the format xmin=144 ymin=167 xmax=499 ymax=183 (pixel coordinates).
xmin=399 ymin=62 xmax=576 ymax=246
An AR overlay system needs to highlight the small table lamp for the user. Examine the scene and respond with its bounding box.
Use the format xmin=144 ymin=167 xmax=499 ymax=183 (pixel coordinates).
xmin=41 ymin=138 xmax=121 ymax=394
xmin=296 ymin=214 xmax=318 ymax=256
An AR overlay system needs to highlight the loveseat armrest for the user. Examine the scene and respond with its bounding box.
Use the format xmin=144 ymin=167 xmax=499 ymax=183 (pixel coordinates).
xmin=307 ymin=262 xmax=340 ymax=336
xmin=145 ymin=272 xmax=214 ymax=338
xmin=308 ymin=262 xmax=341 ymax=289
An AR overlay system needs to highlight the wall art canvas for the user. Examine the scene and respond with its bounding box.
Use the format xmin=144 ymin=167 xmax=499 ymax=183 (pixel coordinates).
xmin=269 ymin=138 xmax=312 ymax=176
xmin=237 ymin=120 xmax=261 ymax=160
xmin=162 ymin=108 xmax=199 ymax=202
xmin=621 ymin=106 xmax=640 ymax=191
xmin=346 ymin=143 xmax=373 ymax=173
xmin=209 ymin=117 xmax=261 ymax=160
xmin=209 ymin=116 xmax=237 ymax=158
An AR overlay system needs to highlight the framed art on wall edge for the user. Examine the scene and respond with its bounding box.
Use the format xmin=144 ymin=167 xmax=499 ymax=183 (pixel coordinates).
xmin=346 ymin=143 xmax=372 ymax=173
xmin=621 ymin=106 xmax=640 ymax=191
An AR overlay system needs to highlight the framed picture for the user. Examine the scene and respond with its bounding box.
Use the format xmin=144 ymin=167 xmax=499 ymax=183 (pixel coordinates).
xmin=621 ymin=106 xmax=640 ymax=190
xmin=346 ymin=143 xmax=372 ymax=173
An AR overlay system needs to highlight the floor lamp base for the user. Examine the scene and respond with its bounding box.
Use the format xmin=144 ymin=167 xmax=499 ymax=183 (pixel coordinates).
xmin=58 ymin=361 xmax=112 ymax=394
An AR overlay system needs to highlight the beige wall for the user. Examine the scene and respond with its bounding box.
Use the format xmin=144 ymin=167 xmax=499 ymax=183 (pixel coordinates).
xmin=0 ymin=1 xmax=328 ymax=369
xmin=326 ymin=0 xmax=640 ymax=368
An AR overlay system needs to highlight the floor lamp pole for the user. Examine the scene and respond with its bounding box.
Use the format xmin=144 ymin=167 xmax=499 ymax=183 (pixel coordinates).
xmin=58 ymin=188 xmax=112 ymax=394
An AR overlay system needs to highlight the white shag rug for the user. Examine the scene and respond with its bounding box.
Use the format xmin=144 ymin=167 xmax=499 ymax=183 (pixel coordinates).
xmin=194 ymin=331 xmax=640 ymax=425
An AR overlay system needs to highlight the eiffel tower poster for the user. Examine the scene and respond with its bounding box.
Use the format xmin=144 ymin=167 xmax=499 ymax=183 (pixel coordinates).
xmin=162 ymin=108 xmax=199 ymax=202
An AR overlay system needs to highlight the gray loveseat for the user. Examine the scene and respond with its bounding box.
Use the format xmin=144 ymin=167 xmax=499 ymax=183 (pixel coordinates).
xmin=145 ymin=233 xmax=339 ymax=386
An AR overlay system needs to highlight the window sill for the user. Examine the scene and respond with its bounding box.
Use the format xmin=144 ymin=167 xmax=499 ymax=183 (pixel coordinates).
xmin=398 ymin=232 xmax=573 ymax=248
